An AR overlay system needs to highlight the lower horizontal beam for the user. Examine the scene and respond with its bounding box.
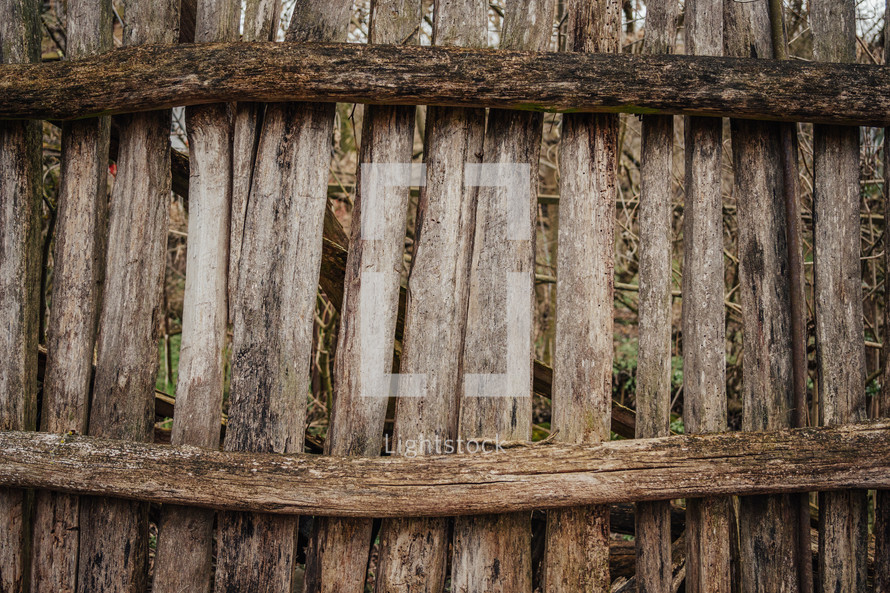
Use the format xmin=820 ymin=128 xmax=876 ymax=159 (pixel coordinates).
xmin=1 ymin=421 xmax=888 ymax=517
xmin=0 ymin=42 xmax=888 ymax=125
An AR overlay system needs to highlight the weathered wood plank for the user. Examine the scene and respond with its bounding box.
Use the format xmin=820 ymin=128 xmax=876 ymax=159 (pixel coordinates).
xmin=75 ymin=2 xmax=178 ymax=591
xmin=151 ymin=0 xmax=238 ymax=591
xmin=879 ymin=5 xmax=890 ymax=586
xmin=724 ymin=1 xmax=798 ymax=591
xmin=214 ymin=2 xmax=352 ymax=591
xmin=1 ymin=42 xmax=890 ymax=125
xmin=31 ymin=0 xmax=111 ymax=590
xmin=452 ymin=2 xmax=552 ymax=592
xmin=544 ymin=1 xmax=618 ymax=591
xmin=810 ymin=1 xmax=869 ymax=590
xmin=635 ymin=0 xmax=678 ymax=590
xmin=0 ymin=422 xmax=887 ymax=517
xmin=0 ymin=0 xmax=41 ymax=587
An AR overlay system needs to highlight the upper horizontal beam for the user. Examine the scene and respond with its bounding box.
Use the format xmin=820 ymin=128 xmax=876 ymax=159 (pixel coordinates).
xmin=1 ymin=421 xmax=888 ymax=517
xmin=0 ymin=42 xmax=887 ymax=125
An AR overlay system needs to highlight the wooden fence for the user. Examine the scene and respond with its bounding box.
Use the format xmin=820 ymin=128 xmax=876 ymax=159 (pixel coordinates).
xmin=0 ymin=0 xmax=888 ymax=591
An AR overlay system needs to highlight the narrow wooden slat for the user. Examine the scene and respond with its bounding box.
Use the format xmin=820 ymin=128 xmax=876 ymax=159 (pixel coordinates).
xmin=75 ymin=2 xmax=178 ymax=590
xmin=451 ymin=2 xmax=552 ymax=592
xmin=151 ymin=0 xmax=238 ymax=591
xmin=544 ymin=0 xmax=618 ymax=591
xmin=681 ymin=1 xmax=732 ymax=592
xmin=373 ymin=0 xmax=486 ymax=586
xmin=724 ymin=2 xmax=798 ymax=591
xmin=302 ymin=2 xmax=420 ymax=591
xmin=0 ymin=422 xmax=887 ymax=516
xmin=878 ymin=4 xmax=890 ymax=585
xmin=0 ymin=0 xmax=41 ymax=587
xmin=634 ymin=0 xmax=678 ymax=590
xmin=810 ymin=1 xmax=869 ymax=590
xmin=2 ymin=43 xmax=890 ymax=125
xmin=214 ymin=2 xmax=352 ymax=590
xmin=31 ymin=0 xmax=111 ymax=590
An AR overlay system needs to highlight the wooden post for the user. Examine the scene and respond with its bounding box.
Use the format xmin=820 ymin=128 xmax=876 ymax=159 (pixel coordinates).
xmin=681 ymin=1 xmax=732 ymax=592
xmin=302 ymin=1 xmax=420 ymax=591
xmin=0 ymin=0 xmax=41 ymax=588
xmin=452 ymin=1 xmax=554 ymax=592
xmin=878 ymin=1 xmax=890 ymax=585
xmin=544 ymin=0 xmax=619 ymax=591
xmin=31 ymin=0 xmax=111 ymax=590
xmin=635 ymin=0 xmax=678 ymax=591
xmin=214 ymin=1 xmax=352 ymax=590
xmin=75 ymin=0 xmax=178 ymax=590
xmin=810 ymin=1 xmax=869 ymax=590
xmin=151 ymin=0 xmax=238 ymax=591
xmin=724 ymin=1 xmax=798 ymax=591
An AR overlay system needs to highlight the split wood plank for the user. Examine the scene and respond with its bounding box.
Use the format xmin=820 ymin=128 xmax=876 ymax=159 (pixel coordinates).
xmin=878 ymin=1 xmax=890 ymax=585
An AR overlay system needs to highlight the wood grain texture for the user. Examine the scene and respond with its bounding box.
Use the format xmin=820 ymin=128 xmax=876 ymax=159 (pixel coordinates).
xmin=75 ymin=1 xmax=178 ymax=591
xmin=879 ymin=11 xmax=890 ymax=587
xmin=544 ymin=1 xmax=619 ymax=591
xmin=215 ymin=2 xmax=352 ymax=591
xmin=451 ymin=2 xmax=551 ymax=592
xmin=151 ymin=1 xmax=237 ymax=592
xmin=31 ymin=0 xmax=111 ymax=590
xmin=2 ymin=42 xmax=890 ymax=125
xmin=810 ymin=1 xmax=869 ymax=591
xmin=304 ymin=2 xmax=420 ymax=591
xmin=723 ymin=1 xmax=798 ymax=591
xmin=681 ymin=2 xmax=731 ymax=592
xmin=635 ymin=0 xmax=678 ymax=590
xmin=0 ymin=0 xmax=41 ymax=588
xmin=0 ymin=422 xmax=888 ymax=516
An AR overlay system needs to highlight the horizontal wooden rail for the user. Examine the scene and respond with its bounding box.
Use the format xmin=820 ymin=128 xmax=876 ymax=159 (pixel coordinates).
xmin=1 ymin=421 xmax=888 ymax=517
xmin=0 ymin=42 xmax=888 ymax=124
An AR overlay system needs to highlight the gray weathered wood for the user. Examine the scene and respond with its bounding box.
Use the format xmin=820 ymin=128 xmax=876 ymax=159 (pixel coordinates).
xmin=2 ymin=42 xmax=890 ymax=126
xmin=810 ymin=1 xmax=869 ymax=590
xmin=544 ymin=1 xmax=618 ymax=591
xmin=151 ymin=1 xmax=238 ymax=592
xmin=304 ymin=2 xmax=420 ymax=592
xmin=214 ymin=2 xmax=353 ymax=591
xmin=0 ymin=0 xmax=41 ymax=587
xmin=635 ymin=0 xmax=678 ymax=590
xmin=0 ymin=422 xmax=888 ymax=516
xmin=879 ymin=5 xmax=890 ymax=586
xmin=724 ymin=1 xmax=798 ymax=591
xmin=31 ymin=0 xmax=112 ymax=590
xmin=681 ymin=1 xmax=732 ymax=592
xmin=451 ymin=2 xmax=551 ymax=592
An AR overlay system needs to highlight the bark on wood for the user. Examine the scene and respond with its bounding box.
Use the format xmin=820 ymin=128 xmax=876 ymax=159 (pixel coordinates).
xmin=304 ymin=2 xmax=420 ymax=592
xmin=724 ymin=2 xmax=798 ymax=591
xmin=0 ymin=422 xmax=887 ymax=517
xmin=879 ymin=7 xmax=890 ymax=586
xmin=681 ymin=2 xmax=732 ymax=592
xmin=31 ymin=0 xmax=111 ymax=591
xmin=810 ymin=2 xmax=869 ymax=590
xmin=215 ymin=2 xmax=352 ymax=591
xmin=151 ymin=1 xmax=238 ymax=592
xmin=2 ymin=42 xmax=890 ymax=125
xmin=451 ymin=2 xmax=551 ymax=592
xmin=635 ymin=0 xmax=678 ymax=590
xmin=544 ymin=1 xmax=619 ymax=592
xmin=0 ymin=0 xmax=41 ymax=588
xmin=75 ymin=2 xmax=177 ymax=591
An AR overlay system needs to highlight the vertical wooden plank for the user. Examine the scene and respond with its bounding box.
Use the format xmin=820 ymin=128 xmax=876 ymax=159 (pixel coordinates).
xmin=76 ymin=2 xmax=178 ymax=591
xmin=879 ymin=3 xmax=890 ymax=585
xmin=452 ymin=2 xmax=554 ymax=592
xmin=151 ymin=0 xmax=238 ymax=591
xmin=723 ymin=2 xmax=798 ymax=593
xmin=634 ymin=0 xmax=678 ymax=591
xmin=810 ymin=1 xmax=869 ymax=591
xmin=543 ymin=0 xmax=619 ymax=592
xmin=682 ymin=1 xmax=732 ymax=592
xmin=214 ymin=2 xmax=352 ymax=590
xmin=302 ymin=2 xmax=420 ymax=591
xmin=373 ymin=1 xmax=486 ymax=589
xmin=31 ymin=0 xmax=112 ymax=590
xmin=0 ymin=0 xmax=41 ymax=588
